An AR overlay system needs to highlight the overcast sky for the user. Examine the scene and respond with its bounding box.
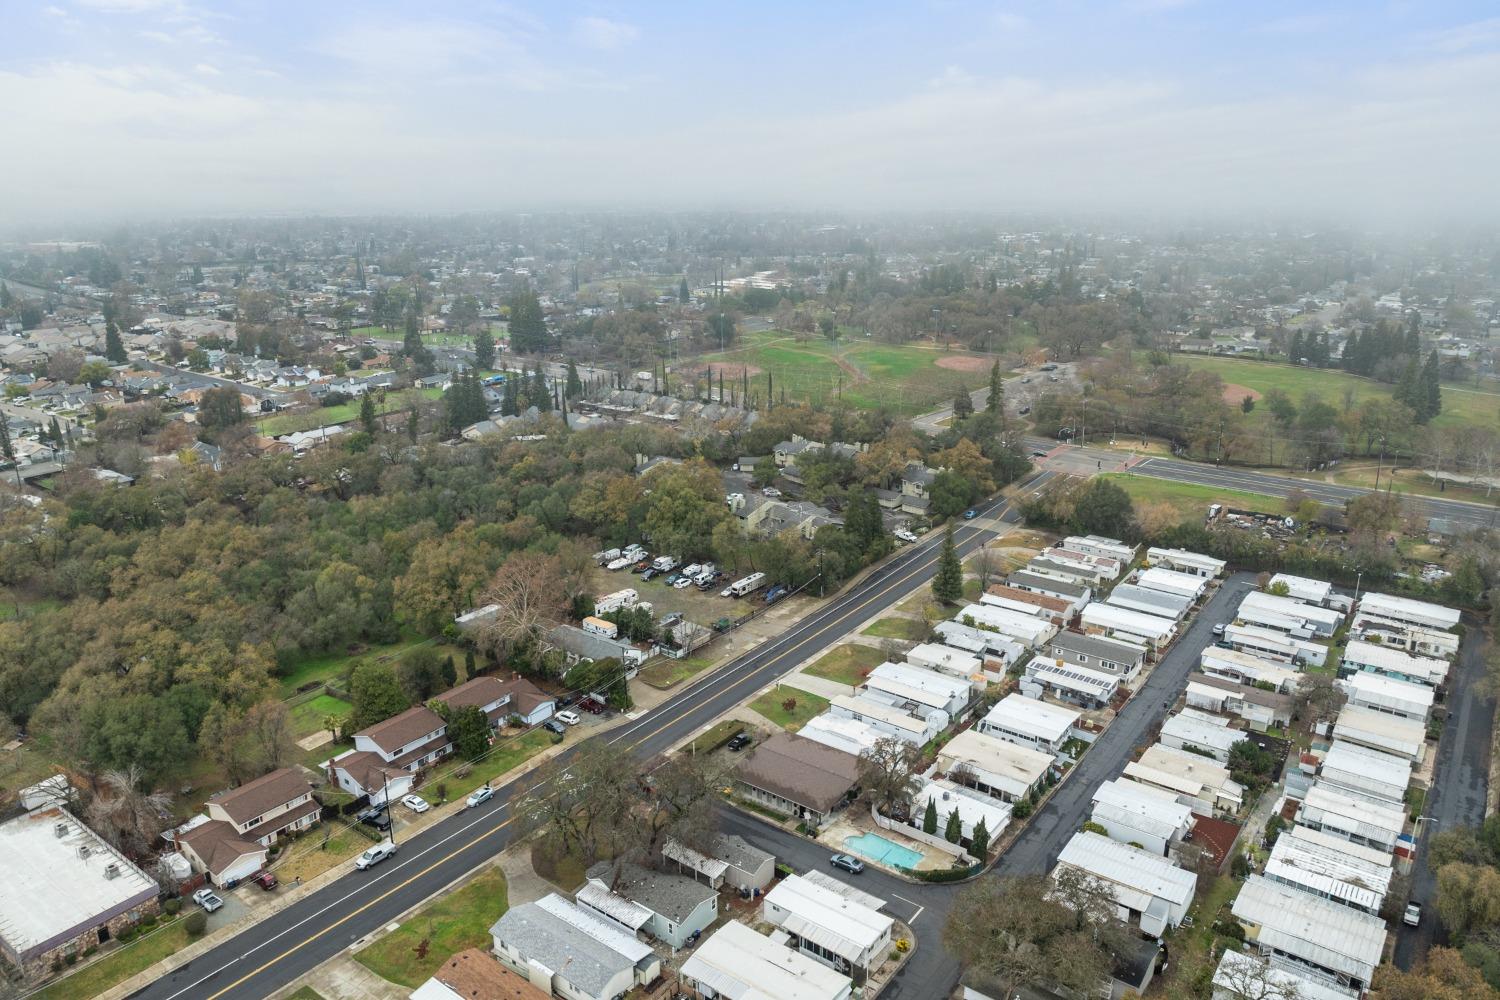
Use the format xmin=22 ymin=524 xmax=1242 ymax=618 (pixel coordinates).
xmin=2 ymin=1 xmax=1498 ymax=225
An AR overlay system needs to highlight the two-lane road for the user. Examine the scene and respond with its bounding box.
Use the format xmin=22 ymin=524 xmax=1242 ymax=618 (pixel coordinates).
xmin=130 ymin=479 xmax=1046 ymax=1000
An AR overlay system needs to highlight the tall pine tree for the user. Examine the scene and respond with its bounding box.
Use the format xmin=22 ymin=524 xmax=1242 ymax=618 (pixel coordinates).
xmin=473 ymin=329 xmax=495 ymax=371
xmin=1422 ymin=350 xmax=1442 ymax=421
xmin=565 ymin=358 xmax=582 ymax=399
xmin=931 ymin=524 xmax=964 ymax=604
xmin=104 ymin=320 xmax=127 ymax=363
xmin=986 ymin=360 xmax=1003 ymax=413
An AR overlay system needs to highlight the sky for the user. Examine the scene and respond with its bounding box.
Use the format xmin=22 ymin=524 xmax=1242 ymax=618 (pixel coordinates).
xmin=1 ymin=1 xmax=1498 ymax=225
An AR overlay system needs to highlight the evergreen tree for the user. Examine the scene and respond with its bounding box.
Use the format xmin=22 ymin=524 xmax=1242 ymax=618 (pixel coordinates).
xmin=953 ymin=385 xmax=973 ymax=420
xmin=931 ymin=524 xmax=964 ymax=603
xmin=565 ymin=358 xmax=582 ymax=399
xmin=1288 ymin=330 xmax=1304 ymax=363
xmin=501 ymin=374 xmax=519 ymax=416
xmin=678 ymin=277 xmax=690 ymax=303
xmin=986 ymin=360 xmax=1003 ymax=413
xmin=48 ymin=417 xmax=63 ymax=448
xmin=945 ymin=807 xmax=962 ymax=844
xmin=355 ymin=257 xmax=366 ymax=290
xmin=440 ymin=655 xmax=458 ymax=689
xmin=970 ymin=817 xmax=990 ymax=858
xmin=506 ymin=287 xmax=547 ymax=353
xmin=104 ymin=321 xmax=127 ymax=363
xmin=0 ymin=411 xmax=14 ymax=467
xmin=0 ymin=282 xmax=11 ymax=309
xmin=191 ymin=263 xmax=204 ymax=286
xmin=407 ymin=407 xmax=419 ymax=442
xmin=844 ymin=487 xmax=884 ymax=550
xmin=464 ymin=647 xmax=476 ymax=679
xmin=1395 ymin=357 xmax=1421 ymax=413
xmin=359 ymin=394 xmax=377 ymax=435
xmin=1423 ymin=350 xmax=1442 ymax=421
xmin=922 ymin=796 xmax=938 ymax=835
xmin=473 ymin=329 xmax=495 ymax=371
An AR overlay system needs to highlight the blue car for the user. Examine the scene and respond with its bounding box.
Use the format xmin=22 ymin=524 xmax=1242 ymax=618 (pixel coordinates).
xmin=963 ymin=509 xmax=978 ymax=520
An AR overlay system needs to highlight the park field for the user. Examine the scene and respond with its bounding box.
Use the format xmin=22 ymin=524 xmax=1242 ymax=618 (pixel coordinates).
xmin=1101 ymin=473 xmax=1288 ymax=520
xmin=698 ymin=330 xmax=1003 ymax=415
xmin=1175 ymin=355 xmax=1500 ymax=430
xmin=256 ymin=387 xmax=443 ymax=436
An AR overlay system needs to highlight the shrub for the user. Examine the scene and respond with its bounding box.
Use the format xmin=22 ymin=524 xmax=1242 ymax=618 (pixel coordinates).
xmin=912 ymin=863 xmax=981 ymax=883
xmin=184 ymin=910 xmax=208 ymax=937
xmin=163 ymin=898 xmax=181 ymax=915
xmin=435 ymin=782 xmax=448 ymax=802
xmin=1231 ymin=854 xmax=1251 ymax=878
xmin=1082 ymin=821 xmax=1108 ymax=836
xmin=65 ymin=953 xmax=78 ymax=966
xmin=117 ymin=927 xmax=137 ymax=943
xmin=138 ymin=914 xmax=157 ymax=930
xmin=82 ymin=945 xmax=97 ymax=957
xmin=1011 ymin=798 xmax=1033 ymax=819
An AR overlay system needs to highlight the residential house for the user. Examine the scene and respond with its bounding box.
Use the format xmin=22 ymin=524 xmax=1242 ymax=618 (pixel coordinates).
xmin=1143 ymin=547 xmax=1226 ymax=578
xmin=1344 ymin=672 xmax=1434 ymax=723
xmin=911 ymin=779 xmax=1011 ymax=845
xmin=680 ymin=920 xmax=853 ymax=1000
xmin=1134 ymin=567 xmax=1209 ymax=602
xmin=1053 ymin=832 xmax=1195 ymax=936
xmin=1316 ymin=740 xmax=1412 ymax=806
xmin=434 ymin=674 xmax=556 ymax=728
xmin=1354 ymin=592 xmax=1460 ymax=633
xmin=735 ymin=732 xmax=861 ymax=828
xmin=0 ymin=809 xmax=160 ymax=977
xmin=826 ymin=694 xmax=940 ymax=746
xmin=975 ymin=694 xmax=1080 ymax=755
xmin=1212 ymin=951 xmax=1351 ymax=1000
xmin=550 ymin=623 xmax=648 ymax=668
xmin=1339 ymin=640 xmax=1449 ymax=688
xmin=981 ymin=584 xmax=1077 ymax=623
xmin=173 ymin=814 xmax=268 ymax=887
xmin=1333 ymin=704 xmax=1427 ymax=762
xmin=1007 ymin=570 xmax=1092 ymax=606
xmin=1297 ymin=783 xmax=1406 ymax=852
xmin=582 ymin=861 xmax=718 ymax=950
xmin=662 ymin=834 xmax=775 ymax=894
xmin=1198 ymin=647 xmax=1300 ymax=693
xmin=330 ymin=705 xmax=450 ymax=805
xmin=763 ymin=873 xmax=894 ymax=981
xmin=1047 ymin=630 xmax=1146 ymax=680
xmin=1021 ymin=656 xmax=1120 ymax=709
xmin=799 ymin=714 xmax=885 ymax=757
xmin=865 ymin=661 xmax=973 ymax=718
xmin=490 ymin=894 xmax=661 ymax=1000
xmin=1062 ymin=535 xmax=1138 ymax=564
xmin=1238 ymin=591 xmax=1343 ymax=638
xmin=1231 ymin=875 xmax=1386 ymax=995
xmin=1123 ymin=744 xmax=1243 ymax=817
xmin=904 ymin=642 xmax=984 ymax=679
xmin=1079 ymin=602 xmax=1176 ymax=649
xmin=1266 ymin=574 xmax=1339 ymax=608
xmin=1184 ymin=674 xmax=1292 ymax=732
xmin=1106 ymin=583 xmax=1192 ymax=622
xmin=1264 ymin=828 xmax=1392 ymax=915
xmin=1350 ymin=618 xmax=1459 ymax=660
xmin=1090 ymin=778 xmax=1195 ymax=857
xmin=954 ymin=603 xmax=1056 ymax=648
xmin=1159 ymin=709 xmax=1241 ymax=763
xmin=932 ymin=620 xmax=1027 ymax=670
xmin=204 ymin=767 xmax=318 ymax=847
xmin=937 ymin=729 xmax=1054 ymax=803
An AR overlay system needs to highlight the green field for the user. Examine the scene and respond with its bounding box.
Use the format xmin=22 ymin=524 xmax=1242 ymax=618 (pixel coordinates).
xmin=34 ymin=918 xmax=193 ymax=1000
xmin=278 ymin=631 xmax=430 ymax=696
xmin=861 ymin=617 xmax=930 ymax=641
xmin=413 ymin=728 xmax=556 ymax=804
xmin=288 ymin=693 xmax=353 ymax=739
xmin=354 ymin=866 xmax=509 ymax=987
xmin=639 ymin=654 xmax=717 ymax=690
xmin=700 ymin=331 xmax=1001 ymax=415
xmin=256 ymin=388 xmax=443 ymax=436
xmin=1102 ymin=473 xmax=1288 ymax=519
xmin=286 ymin=989 xmax=327 ymax=1000
xmin=803 ymin=644 xmax=886 ymax=687
xmin=1176 ymin=355 xmax=1500 ymax=430
xmin=749 ymin=686 xmax=829 ymax=731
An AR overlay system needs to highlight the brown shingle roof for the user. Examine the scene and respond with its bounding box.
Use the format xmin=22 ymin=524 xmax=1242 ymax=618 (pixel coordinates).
xmin=333 ymin=751 xmax=407 ymax=794
xmin=212 ymin=767 xmax=313 ymax=825
xmin=735 ymin=731 xmax=861 ymax=813
xmin=356 ymin=705 xmax=445 ymax=755
xmin=434 ymin=676 xmax=511 ymax=712
xmin=985 ymin=584 xmax=1072 ymax=616
xmin=177 ymin=820 xmax=264 ymax=878
xmin=431 ymin=948 xmax=551 ymax=1000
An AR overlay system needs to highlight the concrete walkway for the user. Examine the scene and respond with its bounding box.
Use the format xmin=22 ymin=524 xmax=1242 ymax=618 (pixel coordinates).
xmin=278 ymin=956 xmax=407 ymax=1000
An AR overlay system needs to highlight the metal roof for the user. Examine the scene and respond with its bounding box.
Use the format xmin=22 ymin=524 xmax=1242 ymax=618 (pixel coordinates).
xmin=1232 ymin=876 xmax=1386 ymax=983
xmin=490 ymin=896 xmax=650 ymax=997
xmin=1055 ymin=832 xmax=1195 ymax=912
xmin=765 ymin=875 xmax=892 ymax=958
xmin=575 ymin=881 xmax=653 ymax=930
xmin=681 ymin=920 xmax=852 ymax=1000
xmin=980 ymin=693 xmax=1080 ymax=742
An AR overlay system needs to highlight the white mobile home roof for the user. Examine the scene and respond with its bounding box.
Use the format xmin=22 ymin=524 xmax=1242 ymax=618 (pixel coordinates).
xmin=914 ymin=779 xmax=1012 ymax=842
xmin=1281 ymin=825 xmax=1397 ymax=871
xmin=1241 ymin=591 xmax=1344 ymax=633
xmin=1345 ymin=672 xmax=1434 ymax=718
xmin=1334 ymin=704 xmax=1427 ymax=760
xmin=1127 ymin=744 xmax=1243 ymax=808
xmin=938 ymin=729 xmax=1054 ymax=799
xmin=861 ymin=677 xmax=952 ymax=715
xmin=1064 ymin=535 xmax=1137 ymax=562
xmin=1108 ymin=583 xmax=1192 ymax=620
xmin=1232 ymin=876 xmax=1386 ymax=985
xmin=904 ymin=642 xmax=983 ymax=677
xmin=955 ymin=604 xmax=1054 ymax=646
xmin=799 ymin=715 xmax=885 ymax=757
xmin=1025 ymin=658 xmax=1119 ymax=702
xmin=1223 ymin=622 xmax=1297 ymax=661
xmin=1160 ymin=710 xmax=1241 ymax=760
xmin=979 ymin=590 xmax=1057 ymax=619
xmin=1092 ymin=778 xmax=1193 ymax=836
xmin=1358 ymin=592 xmax=1460 ymax=631
xmin=1268 ymin=574 xmax=1334 ymax=605
xmin=1055 ymin=832 xmax=1195 ymax=915
xmin=764 ymin=874 xmax=893 ymax=957
xmin=1079 ymin=602 xmax=1177 ymax=643
xmin=1342 ymin=640 xmax=1450 ymax=686
xmin=1145 ymin=547 xmax=1226 ymax=576
xmin=1267 ymin=828 xmax=1392 ymax=912
xmin=870 ymin=661 xmax=972 ymax=702
xmin=1301 ymin=783 xmax=1406 ymax=846
xmin=1198 ymin=647 xmax=1300 ymax=691
xmin=1135 ymin=566 xmax=1208 ymax=600
xmin=1320 ymin=743 xmax=1410 ymax=803
xmin=1213 ymin=949 xmax=1353 ymax=1000
xmin=980 ymin=694 xmax=1080 ymax=746
xmin=829 ymin=694 xmax=931 ymax=740
xmin=681 ymin=920 xmax=852 ymax=1000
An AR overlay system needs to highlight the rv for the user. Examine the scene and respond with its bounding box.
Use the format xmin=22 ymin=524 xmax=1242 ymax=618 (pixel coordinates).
xmin=722 ymin=572 xmax=767 ymax=598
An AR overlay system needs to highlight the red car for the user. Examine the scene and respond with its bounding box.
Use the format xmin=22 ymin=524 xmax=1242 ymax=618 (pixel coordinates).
xmin=251 ymin=870 xmax=278 ymax=890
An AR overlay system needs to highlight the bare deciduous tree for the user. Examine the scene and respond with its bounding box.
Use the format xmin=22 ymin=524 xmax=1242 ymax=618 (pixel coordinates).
xmin=858 ymin=737 xmax=924 ymax=819
xmin=474 ymin=551 xmax=569 ymax=660
xmin=84 ymin=766 xmax=172 ymax=857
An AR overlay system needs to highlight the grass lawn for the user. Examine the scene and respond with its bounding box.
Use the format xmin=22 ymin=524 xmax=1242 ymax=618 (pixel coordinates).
xmin=861 ymin=617 xmax=930 ymax=641
xmin=416 ymin=729 xmax=556 ymax=804
xmin=684 ymin=718 xmax=751 ymax=755
xmin=354 ymin=866 xmax=508 ymax=988
xmin=1101 ymin=473 xmax=1288 ymax=520
xmin=749 ymin=686 xmax=829 ymax=731
xmin=288 ymin=693 xmax=353 ymax=739
xmin=639 ymin=654 xmax=718 ymax=690
xmin=803 ymin=644 xmax=886 ymax=687
xmin=1328 ymin=464 xmax=1499 ymax=507
xmin=275 ymin=826 xmax=366 ymax=883
xmin=285 ymin=989 xmax=327 ymax=1000
xmin=0 ymin=595 xmax=61 ymax=620
xmin=34 ymin=918 xmax=192 ymax=1000
xmin=1175 ymin=354 xmax=1499 ymax=431
xmin=256 ymin=388 xmax=441 ymax=436
xmin=1157 ymin=874 xmax=1239 ymax=997
xmin=278 ymin=631 xmax=430 ymax=696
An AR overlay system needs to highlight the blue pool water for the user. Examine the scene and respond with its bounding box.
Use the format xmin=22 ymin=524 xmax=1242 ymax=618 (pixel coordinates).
xmin=843 ymin=831 xmax=924 ymax=869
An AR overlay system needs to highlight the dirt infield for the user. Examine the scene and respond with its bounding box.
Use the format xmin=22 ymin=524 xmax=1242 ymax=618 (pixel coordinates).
xmin=1222 ymin=382 xmax=1262 ymax=404
xmin=934 ymin=355 xmax=993 ymax=373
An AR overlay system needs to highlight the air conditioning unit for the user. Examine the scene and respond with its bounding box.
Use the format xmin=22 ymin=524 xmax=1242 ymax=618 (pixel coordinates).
xmin=54 ymin=822 xmax=70 ymax=838
xmin=104 ymin=863 xmax=120 ymax=880
xmin=78 ymin=844 xmax=91 ymax=859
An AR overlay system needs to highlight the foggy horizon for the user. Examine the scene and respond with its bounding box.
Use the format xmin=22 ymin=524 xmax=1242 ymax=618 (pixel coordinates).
xmin=3 ymin=1 xmax=1499 ymax=227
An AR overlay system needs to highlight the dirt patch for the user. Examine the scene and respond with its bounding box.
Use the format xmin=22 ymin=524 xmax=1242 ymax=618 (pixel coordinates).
xmin=1222 ymin=382 xmax=1262 ymax=404
xmin=934 ymin=355 xmax=994 ymax=373
xmin=700 ymin=361 xmax=762 ymax=379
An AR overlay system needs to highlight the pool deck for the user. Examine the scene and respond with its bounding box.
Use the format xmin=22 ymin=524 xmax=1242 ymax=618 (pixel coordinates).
xmin=817 ymin=814 xmax=951 ymax=873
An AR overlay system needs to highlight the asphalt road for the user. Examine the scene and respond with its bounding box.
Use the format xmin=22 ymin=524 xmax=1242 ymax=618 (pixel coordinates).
xmin=129 ymin=477 xmax=1047 ymax=1000
xmin=1394 ymin=624 xmax=1496 ymax=969
xmin=135 ymin=359 xmax=275 ymax=400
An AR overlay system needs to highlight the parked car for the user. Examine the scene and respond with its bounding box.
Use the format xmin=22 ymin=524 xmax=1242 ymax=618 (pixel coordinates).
xmin=1404 ymin=902 xmax=1422 ymax=926
xmin=727 ymin=733 xmax=752 ymax=751
xmin=543 ymin=719 xmax=566 ymax=735
xmin=556 ymin=710 xmax=582 ymax=726
xmin=664 ymin=572 xmax=683 ymax=585
xmin=1040 ymin=363 xmax=1058 ymax=371
xmin=762 ymin=487 xmax=782 ymax=498
xmin=193 ymin=888 xmax=224 ymax=912
xmin=1212 ymin=623 xmax=1226 ymax=636
xmin=355 ymin=841 xmax=397 ymax=870
xmin=640 ymin=568 xmax=659 ymax=581
xmin=764 ymin=584 xmax=789 ymax=604
xmin=401 ymin=794 xmax=430 ymax=814
xmin=466 ymin=786 xmax=494 ymax=808
xmin=1018 ymin=405 xmax=1031 ymax=415
xmin=357 ymin=808 xmax=391 ymax=831
xmin=830 ymin=854 xmax=865 ymax=874
xmin=578 ymin=696 xmax=605 ymax=714
xmin=673 ymin=576 xmax=695 ymax=589
xmin=963 ymin=508 xmax=978 ymax=520
xmin=1031 ymin=449 xmax=1049 ymax=457
xmin=251 ymin=870 xmax=278 ymax=890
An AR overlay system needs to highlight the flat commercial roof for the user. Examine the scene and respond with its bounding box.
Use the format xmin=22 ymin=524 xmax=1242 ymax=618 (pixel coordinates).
xmin=681 ymin=919 xmax=852 ymax=1000
xmin=0 ymin=809 xmax=158 ymax=961
xmin=1232 ymin=876 xmax=1386 ymax=983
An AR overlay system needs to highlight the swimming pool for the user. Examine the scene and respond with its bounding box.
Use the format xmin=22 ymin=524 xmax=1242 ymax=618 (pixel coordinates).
xmin=843 ymin=831 xmax=924 ymax=870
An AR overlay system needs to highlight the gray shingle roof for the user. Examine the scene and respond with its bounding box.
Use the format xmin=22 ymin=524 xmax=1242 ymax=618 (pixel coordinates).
xmin=586 ymin=861 xmax=716 ymax=923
